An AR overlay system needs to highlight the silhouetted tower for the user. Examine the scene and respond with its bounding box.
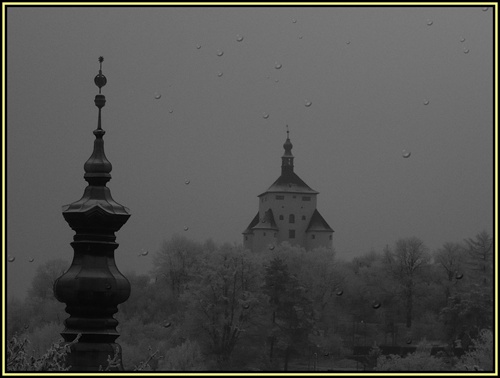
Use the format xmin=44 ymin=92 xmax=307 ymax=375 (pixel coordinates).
xmin=53 ymin=57 xmax=131 ymax=371
xmin=243 ymin=127 xmax=334 ymax=252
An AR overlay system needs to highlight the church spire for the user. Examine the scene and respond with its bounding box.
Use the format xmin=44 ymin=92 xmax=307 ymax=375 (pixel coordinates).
xmin=281 ymin=125 xmax=294 ymax=176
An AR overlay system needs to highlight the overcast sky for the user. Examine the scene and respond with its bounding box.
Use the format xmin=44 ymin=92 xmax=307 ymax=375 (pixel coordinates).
xmin=5 ymin=5 xmax=495 ymax=300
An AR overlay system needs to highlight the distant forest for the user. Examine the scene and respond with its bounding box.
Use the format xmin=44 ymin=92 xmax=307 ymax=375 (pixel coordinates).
xmin=6 ymin=230 xmax=494 ymax=372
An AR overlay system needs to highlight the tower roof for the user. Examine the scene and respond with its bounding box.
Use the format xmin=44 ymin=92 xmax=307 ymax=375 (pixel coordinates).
xmin=260 ymin=172 xmax=318 ymax=196
xmin=306 ymin=209 xmax=334 ymax=233
xmin=242 ymin=209 xmax=279 ymax=234
xmin=259 ymin=128 xmax=318 ymax=196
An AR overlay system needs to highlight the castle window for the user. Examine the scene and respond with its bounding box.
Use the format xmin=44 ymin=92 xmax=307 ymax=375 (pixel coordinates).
xmin=279 ymin=215 xmax=284 ymax=220
xmin=293 ymin=195 xmax=296 ymax=199
xmin=289 ymin=214 xmax=295 ymax=223
xmin=263 ymin=232 xmax=266 ymax=236
xmin=302 ymin=215 xmax=306 ymax=220
xmin=311 ymin=234 xmax=316 ymax=239
xmin=245 ymin=236 xmax=248 ymax=240
xmin=289 ymin=230 xmax=295 ymax=239
xmin=274 ymin=232 xmax=277 ymax=237
xmin=329 ymin=235 xmax=333 ymax=240
xmin=302 ymin=196 xmax=311 ymax=201
xmin=276 ymin=195 xmax=284 ymax=200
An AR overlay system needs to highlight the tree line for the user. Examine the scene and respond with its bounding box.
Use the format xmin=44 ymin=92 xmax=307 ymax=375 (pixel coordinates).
xmin=6 ymin=230 xmax=494 ymax=371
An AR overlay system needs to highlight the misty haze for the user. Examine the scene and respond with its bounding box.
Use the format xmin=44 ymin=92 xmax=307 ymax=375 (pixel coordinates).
xmin=4 ymin=4 xmax=495 ymax=373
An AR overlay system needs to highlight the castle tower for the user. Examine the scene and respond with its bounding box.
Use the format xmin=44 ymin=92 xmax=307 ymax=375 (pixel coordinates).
xmin=243 ymin=128 xmax=333 ymax=252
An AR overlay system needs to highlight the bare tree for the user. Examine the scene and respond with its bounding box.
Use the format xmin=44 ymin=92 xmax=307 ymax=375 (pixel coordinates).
xmin=385 ymin=237 xmax=430 ymax=328
xmin=434 ymin=242 xmax=466 ymax=299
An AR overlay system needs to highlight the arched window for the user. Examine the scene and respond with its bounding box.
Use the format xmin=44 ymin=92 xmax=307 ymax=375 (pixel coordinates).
xmin=289 ymin=214 xmax=295 ymax=223
xmin=279 ymin=215 xmax=284 ymax=220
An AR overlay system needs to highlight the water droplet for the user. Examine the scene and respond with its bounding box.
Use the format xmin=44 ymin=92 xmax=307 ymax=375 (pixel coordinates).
xmin=402 ymin=150 xmax=411 ymax=158
xmin=346 ymin=40 xmax=350 ymax=45
xmin=217 ymin=49 xmax=224 ymax=57
xmin=455 ymin=272 xmax=464 ymax=280
xmin=105 ymin=284 xmax=112 ymax=290
xmin=305 ymin=100 xmax=312 ymax=107
xmin=423 ymin=99 xmax=429 ymax=105
xmin=274 ymin=62 xmax=282 ymax=69
xmin=427 ymin=19 xmax=433 ymax=26
xmin=8 ymin=255 xmax=15 ymax=262
xmin=292 ymin=18 xmax=297 ymax=23
xmin=263 ymin=113 xmax=269 ymax=119
xmin=168 ymin=109 xmax=173 ymax=114
xmin=268 ymin=244 xmax=275 ymax=251
xmin=236 ymin=34 xmax=244 ymax=42
xmin=196 ymin=44 xmax=201 ymax=49
xmin=460 ymin=37 xmax=466 ymax=42
xmin=335 ymin=289 xmax=343 ymax=296
xmin=185 ymin=179 xmax=190 ymax=185
xmin=184 ymin=226 xmax=189 ymax=231
xmin=406 ymin=338 xmax=412 ymax=344
xmin=154 ymin=93 xmax=162 ymax=100
xmin=274 ymin=79 xmax=279 ymax=83
xmin=372 ymin=301 xmax=381 ymax=309
xmin=463 ymin=48 xmax=469 ymax=54
xmin=24 ymin=324 xmax=29 ymax=330
xmin=482 ymin=7 xmax=488 ymax=11
xmin=261 ymin=218 xmax=266 ymax=223
xmin=141 ymin=250 xmax=149 ymax=256
xmin=28 ymin=257 xmax=34 ymax=263
xmin=298 ymin=35 xmax=303 ymax=39
xmin=217 ymin=71 xmax=223 ymax=77
xmin=242 ymin=304 xmax=250 ymax=309
xmin=163 ymin=322 xmax=172 ymax=328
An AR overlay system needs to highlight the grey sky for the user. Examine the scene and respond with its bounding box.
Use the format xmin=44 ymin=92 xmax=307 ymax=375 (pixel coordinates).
xmin=5 ymin=5 xmax=494 ymax=300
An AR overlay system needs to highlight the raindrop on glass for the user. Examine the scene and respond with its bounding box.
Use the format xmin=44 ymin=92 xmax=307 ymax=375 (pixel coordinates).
xmin=28 ymin=257 xmax=34 ymax=263
xmin=406 ymin=338 xmax=412 ymax=344
xmin=196 ymin=44 xmax=202 ymax=49
xmin=184 ymin=226 xmax=189 ymax=231
xmin=402 ymin=150 xmax=411 ymax=158
xmin=154 ymin=93 xmax=162 ymax=100
xmin=236 ymin=34 xmax=244 ymax=42
xmin=423 ymin=99 xmax=429 ymax=105
xmin=185 ymin=179 xmax=190 ymax=185
xmin=463 ymin=48 xmax=469 ymax=54
xmin=292 ymin=18 xmax=297 ymax=23
xmin=274 ymin=79 xmax=279 ymax=83
xmin=346 ymin=40 xmax=351 ymax=45
xmin=8 ymin=255 xmax=15 ymax=262
xmin=217 ymin=71 xmax=223 ymax=77
xmin=263 ymin=113 xmax=269 ymax=119
xmin=305 ymin=100 xmax=312 ymax=107
xmin=335 ymin=289 xmax=343 ymax=296
xmin=460 ymin=37 xmax=466 ymax=42
xmin=24 ymin=324 xmax=30 ymax=330
xmin=298 ymin=35 xmax=303 ymax=39
xmin=275 ymin=62 xmax=282 ymax=69
xmin=427 ymin=19 xmax=433 ymax=26
xmin=105 ymin=284 xmax=112 ymax=290
xmin=141 ymin=250 xmax=149 ymax=256
xmin=168 ymin=109 xmax=173 ymax=114
xmin=268 ymin=244 xmax=275 ymax=251
xmin=163 ymin=322 xmax=172 ymax=328
xmin=217 ymin=49 xmax=224 ymax=57
xmin=455 ymin=272 xmax=464 ymax=280
xmin=482 ymin=7 xmax=488 ymax=11
xmin=242 ymin=304 xmax=250 ymax=309
xmin=372 ymin=301 xmax=381 ymax=309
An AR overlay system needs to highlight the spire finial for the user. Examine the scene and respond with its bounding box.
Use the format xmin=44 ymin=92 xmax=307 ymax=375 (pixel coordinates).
xmin=94 ymin=56 xmax=107 ymax=94
xmin=286 ymin=124 xmax=289 ymax=139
